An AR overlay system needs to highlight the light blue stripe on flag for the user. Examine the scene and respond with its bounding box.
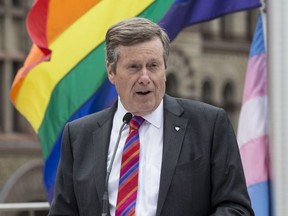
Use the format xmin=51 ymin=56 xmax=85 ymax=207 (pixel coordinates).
xmin=248 ymin=181 xmax=272 ymax=216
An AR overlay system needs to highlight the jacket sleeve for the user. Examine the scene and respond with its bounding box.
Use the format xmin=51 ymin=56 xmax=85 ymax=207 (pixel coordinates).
xmin=209 ymin=109 xmax=254 ymax=216
xmin=49 ymin=123 xmax=79 ymax=216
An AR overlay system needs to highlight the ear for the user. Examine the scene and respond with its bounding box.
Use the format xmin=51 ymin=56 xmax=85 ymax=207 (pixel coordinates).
xmin=106 ymin=61 xmax=115 ymax=84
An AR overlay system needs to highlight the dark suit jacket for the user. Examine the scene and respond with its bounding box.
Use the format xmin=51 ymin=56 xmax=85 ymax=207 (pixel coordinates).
xmin=49 ymin=95 xmax=254 ymax=216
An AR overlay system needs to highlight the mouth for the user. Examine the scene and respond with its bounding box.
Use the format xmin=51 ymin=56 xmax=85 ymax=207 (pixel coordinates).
xmin=136 ymin=90 xmax=151 ymax=95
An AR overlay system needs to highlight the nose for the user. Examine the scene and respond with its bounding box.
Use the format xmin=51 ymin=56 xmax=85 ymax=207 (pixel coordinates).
xmin=138 ymin=68 xmax=151 ymax=85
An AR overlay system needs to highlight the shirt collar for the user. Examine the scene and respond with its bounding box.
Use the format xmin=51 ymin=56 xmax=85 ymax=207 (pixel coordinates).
xmin=116 ymin=97 xmax=163 ymax=129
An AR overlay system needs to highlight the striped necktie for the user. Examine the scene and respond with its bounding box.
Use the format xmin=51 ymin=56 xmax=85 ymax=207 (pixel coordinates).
xmin=115 ymin=116 xmax=145 ymax=216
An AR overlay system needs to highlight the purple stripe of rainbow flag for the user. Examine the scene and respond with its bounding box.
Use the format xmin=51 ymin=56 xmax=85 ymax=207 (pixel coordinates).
xmin=159 ymin=0 xmax=261 ymax=40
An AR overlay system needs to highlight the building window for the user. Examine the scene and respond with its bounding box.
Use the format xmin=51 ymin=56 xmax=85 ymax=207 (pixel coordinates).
xmin=201 ymin=18 xmax=221 ymax=39
xmin=0 ymin=61 xmax=4 ymax=133
xmin=12 ymin=0 xmax=22 ymax=7
xmin=201 ymin=9 xmax=258 ymax=41
xmin=220 ymin=12 xmax=247 ymax=40
xmin=0 ymin=0 xmax=34 ymax=135
xmin=222 ymin=81 xmax=238 ymax=129
xmin=166 ymin=73 xmax=179 ymax=97
xmin=222 ymin=82 xmax=235 ymax=110
xmin=11 ymin=16 xmax=31 ymax=54
xmin=12 ymin=17 xmax=26 ymax=52
xmin=0 ymin=60 xmax=33 ymax=134
xmin=0 ymin=16 xmax=4 ymax=51
xmin=12 ymin=61 xmax=27 ymax=133
xmin=247 ymin=10 xmax=259 ymax=40
xmin=202 ymin=80 xmax=213 ymax=104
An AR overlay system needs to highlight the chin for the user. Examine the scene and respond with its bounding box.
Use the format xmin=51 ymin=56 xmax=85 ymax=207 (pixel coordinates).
xmin=137 ymin=105 xmax=155 ymax=115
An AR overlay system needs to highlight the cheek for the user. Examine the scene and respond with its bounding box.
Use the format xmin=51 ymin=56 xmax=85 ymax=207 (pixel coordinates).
xmin=157 ymin=78 xmax=166 ymax=90
xmin=117 ymin=79 xmax=133 ymax=95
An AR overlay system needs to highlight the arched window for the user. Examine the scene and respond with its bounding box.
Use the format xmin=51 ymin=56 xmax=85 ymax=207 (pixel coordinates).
xmin=166 ymin=73 xmax=179 ymax=97
xmin=222 ymin=81 xmax=238 ymax=128
xmin=202 ymin=80 xmax=213 ymax=104
xmin=222 ymin=82 xmax=235 ymax=109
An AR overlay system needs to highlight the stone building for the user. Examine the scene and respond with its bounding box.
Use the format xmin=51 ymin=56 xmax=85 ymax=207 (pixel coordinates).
xmin=0 ymin=1 xmax=48 ymax=215
xmin=0 ymin=0 xmax=258 ymax=214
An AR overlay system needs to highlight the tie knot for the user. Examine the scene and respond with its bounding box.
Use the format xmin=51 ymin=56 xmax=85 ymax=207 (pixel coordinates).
xmin=129 ymin=116 xmax=145 ymax=131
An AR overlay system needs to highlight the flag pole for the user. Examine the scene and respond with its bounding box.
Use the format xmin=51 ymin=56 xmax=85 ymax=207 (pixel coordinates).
xmin=260 ymin=0 xmax=267 ymax=48
xmin=268 ymin=0 xmax=288 ymax=214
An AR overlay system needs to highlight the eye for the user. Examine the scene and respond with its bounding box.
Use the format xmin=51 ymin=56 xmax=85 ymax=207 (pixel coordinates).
xmin=148 ymin=63 xmax=159 ymax=70
xmin=127 ymin=64 xmax=140 ymax=71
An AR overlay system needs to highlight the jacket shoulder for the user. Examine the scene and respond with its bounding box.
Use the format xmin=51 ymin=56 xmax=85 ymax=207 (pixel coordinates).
xmin=165 ymin=94 xmax=224 ymax=117
xmin=68 ymin=106 xmax=115 ymax=130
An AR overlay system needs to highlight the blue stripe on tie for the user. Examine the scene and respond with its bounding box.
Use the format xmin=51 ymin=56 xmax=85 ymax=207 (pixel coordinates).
xmin=121 ymin=201 xmax=136 ymax=216
xmin=124 ymin=134 xmax=139 ymax=151
xmin=119 ymin=161 xmax=139 ymax=185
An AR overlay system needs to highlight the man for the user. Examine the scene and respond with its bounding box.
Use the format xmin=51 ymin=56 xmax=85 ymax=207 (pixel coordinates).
xmin=49 ymin=17 xmax=254 ymax=216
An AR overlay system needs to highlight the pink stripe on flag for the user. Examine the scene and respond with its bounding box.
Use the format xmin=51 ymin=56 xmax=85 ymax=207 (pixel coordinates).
xmin=242 ymin=54 xmax=267 ymax=103
xmin=240 ymin=135 xmax=269 ymax=186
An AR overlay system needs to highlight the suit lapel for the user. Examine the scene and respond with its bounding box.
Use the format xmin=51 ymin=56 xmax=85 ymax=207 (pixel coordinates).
xmin=156 ymin=95 xmax=188 ymax=216
xmin=93 ymin=106 xmax=116 ymax=207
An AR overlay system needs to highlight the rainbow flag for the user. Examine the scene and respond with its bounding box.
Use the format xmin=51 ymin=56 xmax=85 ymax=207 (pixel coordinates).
xmin=237 ymin=14 xmax=272 ymax=215
xmin=159 ymin=0 xmax=261 ymax=40
xmin=11 ymin=0 xmax=261 ymax=202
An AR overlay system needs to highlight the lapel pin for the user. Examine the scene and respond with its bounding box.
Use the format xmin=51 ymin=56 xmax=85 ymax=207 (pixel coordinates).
xmin=175 ymin=126 xmax=180 ymax=131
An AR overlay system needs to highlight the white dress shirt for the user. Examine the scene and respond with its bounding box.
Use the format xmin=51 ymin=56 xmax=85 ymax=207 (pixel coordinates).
xmin=108 ymin=98 xmax=164 ymax=216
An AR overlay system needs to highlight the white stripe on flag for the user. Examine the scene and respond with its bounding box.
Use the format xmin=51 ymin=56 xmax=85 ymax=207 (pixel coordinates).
xmin=237 ymin=95 xmax=268 ymax=148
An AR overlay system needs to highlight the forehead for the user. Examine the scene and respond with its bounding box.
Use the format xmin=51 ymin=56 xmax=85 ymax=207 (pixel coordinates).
xmin=118 ymin=38 xmax=164 ymax=60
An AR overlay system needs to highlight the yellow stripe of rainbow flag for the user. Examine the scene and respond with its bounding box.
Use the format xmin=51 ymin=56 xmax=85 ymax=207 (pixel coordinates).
xmin=15 ymin=0 xmax=154 ymax=131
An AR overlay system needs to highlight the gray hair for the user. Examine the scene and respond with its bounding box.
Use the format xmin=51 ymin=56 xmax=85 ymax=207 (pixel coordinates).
xmin=105 ymin=17 xmax=170 ymax=73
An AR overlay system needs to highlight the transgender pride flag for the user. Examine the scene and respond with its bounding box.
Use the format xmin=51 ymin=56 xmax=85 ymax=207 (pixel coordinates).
xmin=237 ymin=14 xmax=272 ymax=215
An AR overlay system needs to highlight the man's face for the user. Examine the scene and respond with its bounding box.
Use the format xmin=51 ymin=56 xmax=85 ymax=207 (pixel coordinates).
xmin=107 ymin=37 xmax=166 ymax=116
